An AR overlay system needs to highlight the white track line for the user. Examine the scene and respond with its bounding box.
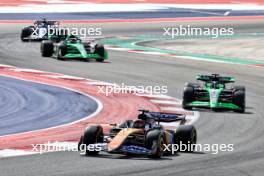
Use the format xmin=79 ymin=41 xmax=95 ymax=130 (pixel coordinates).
xmin=11 ymin=68 xmax=45 ymax=73
xmin=43 ymin=75 xmax=87 ymax=80
xmin=150 ymin=99 xmax=181 ymax=105
xmin=0 ymin=149 xmax=37 ymax=158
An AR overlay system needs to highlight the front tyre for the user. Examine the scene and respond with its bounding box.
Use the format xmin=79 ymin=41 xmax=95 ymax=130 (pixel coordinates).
xmin=82 ymin=125 xmax=104 ymax=155
xmin=21 ymin=27 xmax=34 ymax=42
xmin=233 ymin=85 xmax=246 ymax=92
xmin=145 ymin=130 xmax=164 ymax=158
xmin=233 ymin=90 xmax=245 ymax=113
xmin=182 ymin=86 xmax=194 ymax=110
xmin=41 ymin=41 xmax=54 ymax=57
xmin=57 ymin=44 xmax=67 ymax=60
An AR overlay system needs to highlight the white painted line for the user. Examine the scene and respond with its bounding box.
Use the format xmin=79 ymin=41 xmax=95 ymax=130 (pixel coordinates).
xmin=224 ymin=11 xmax=231 ymax=16
xmin=106 ymin=47 xmax=131 ymax=51
xmin=0 ymin=3 xmax=166 ymax=13
xmin=186 ymin=111 xmax=200 ymax=125
xmin=1 ymin=3 xmax=264 ymax=13
xmin=134 ymin=51 xmax=164 ymax=55
xmin=135 ymin=93 xmax=174 ymax=99
xmin=0 ymin=142 xmax=79 ymax=158
xmin=189 ymin=9 xmax=228 ymax=16
xmin=10 ymin=68 xmax=44 ymax=73
xmin=0 ymin=149 xmax=37 ymax=158
xmin=160 ymin=106 xmax=185 ymax=112
xmin=42 ymin=75 xmax=86 ymax=80
xmin=106 ymin=47 xmax=230 ymax=65
xmin=150 ymin=99 xmax=181 ymax=105
xmin=85 ymin=81 xmax=116 ymax=86
xmin=0 ymin=64 xmax=15 ymax=68
xmin=172 ymin=55 xmax=227 ymax=64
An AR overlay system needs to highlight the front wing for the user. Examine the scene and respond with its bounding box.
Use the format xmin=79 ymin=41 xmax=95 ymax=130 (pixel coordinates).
xmin=185 ymin=101 xmax=242 ymax=110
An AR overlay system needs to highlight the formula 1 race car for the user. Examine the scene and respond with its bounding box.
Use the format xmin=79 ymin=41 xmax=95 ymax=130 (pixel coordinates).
xmin=78 ymin=110 xmax=197 ymax=158
xmin=182 ymin=74 xmax=246 ymax=112
xmin=20 ymin=19 xmax=59 ymax=41
xmin=40 ymin=34 xmax=107 ymax=62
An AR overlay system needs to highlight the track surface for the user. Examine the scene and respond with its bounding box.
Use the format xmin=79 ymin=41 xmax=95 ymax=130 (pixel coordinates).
xmin=0 ymin=21 xmax=263 ymax=176
xmin=0 ymin=76 xmax=98 ymax=136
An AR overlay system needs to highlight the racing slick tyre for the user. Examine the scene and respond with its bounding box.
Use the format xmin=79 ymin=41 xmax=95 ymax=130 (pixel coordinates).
xmin=20 ymin=26 xmax=34 ymax=42
xmin=57 ymin=44 xmax=67 ymax=60
xmin=233 ymin=85 xmax=246 ymax=92
xmin=233 ymin=90 xmax=245 ymax=113
xmin=145 ymin=130 xmax=165 ymax=158
xmin=174 ymin=125 xmax=197 ymax=152
xmin=41 ymin=41 xmax=54 ymax=57
xmin=78 ymin=136 xmax=84 ymax=151
xmin=95 ymin=44 xmax=105 ymax=62
xmin=82 ymin=125 xmax=104 ymax=155
xmin=182 ymin=86 xmax=194 ymax=110
xmin=185 ymin=82 xmax=200 ymax=88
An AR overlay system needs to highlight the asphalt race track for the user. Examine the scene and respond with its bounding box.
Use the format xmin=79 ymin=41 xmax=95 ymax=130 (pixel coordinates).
xmin=0 ymin=20 xmax=263 ymax=176
xmin=0 ymin=76 xmax=98 ymax=136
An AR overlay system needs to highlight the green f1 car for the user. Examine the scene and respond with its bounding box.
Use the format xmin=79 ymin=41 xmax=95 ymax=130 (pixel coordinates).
xmin=40 ymin=34 xmax=108 ymax=62
xmin=182 ymin=74 xmax=245 ymax=113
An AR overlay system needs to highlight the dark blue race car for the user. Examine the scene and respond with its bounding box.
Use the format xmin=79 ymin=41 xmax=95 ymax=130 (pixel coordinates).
xmin=20 ymin=19 xmax=59 ymax=41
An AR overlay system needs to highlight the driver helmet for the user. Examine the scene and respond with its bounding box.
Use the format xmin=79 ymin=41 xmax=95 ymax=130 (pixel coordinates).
xmin=132 ymin=120 xmax=146 ymax=129
xmin=69 ymin=35 xmax=78 ymax=43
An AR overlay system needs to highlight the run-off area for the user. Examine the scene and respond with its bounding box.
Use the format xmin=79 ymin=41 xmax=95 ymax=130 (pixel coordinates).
xmin=0 ymin=76 xmax=98 ymax=136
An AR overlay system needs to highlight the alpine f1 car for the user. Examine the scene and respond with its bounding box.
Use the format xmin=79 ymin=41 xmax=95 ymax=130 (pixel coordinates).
xmin=78 ymin=110 xmax=197 ymax=158
xmin=182 ymin=74 xmax=246 ymax=112
xmin=20 ymin=19 xmax=59 ymax=41
xmin=40 ymin=34 xmax=107 ymax=62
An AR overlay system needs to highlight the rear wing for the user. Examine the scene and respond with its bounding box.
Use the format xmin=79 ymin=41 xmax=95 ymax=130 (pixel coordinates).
xmin=138 ymin=110 xmax=186 ymax=123
xmin=196 ymin=74 xmax=235 ymax=83
xmin=34 ymin=20 xmax=59 ymax=26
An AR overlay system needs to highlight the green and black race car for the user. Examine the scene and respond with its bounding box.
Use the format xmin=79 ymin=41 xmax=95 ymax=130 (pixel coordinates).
xmin=40 ymin=34 xmax=108 ymax=62
xmin=182 ymin=74 xmax=246 ymax=113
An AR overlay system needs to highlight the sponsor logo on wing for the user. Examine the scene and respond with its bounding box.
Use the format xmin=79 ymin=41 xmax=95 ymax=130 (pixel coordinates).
xmin=210 ymin=89 xmax=218 ymax=103
xmin=121 ymin=145 xmax=150 ymax=154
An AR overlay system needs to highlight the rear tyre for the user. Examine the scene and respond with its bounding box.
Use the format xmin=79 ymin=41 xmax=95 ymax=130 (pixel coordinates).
xmin=78 ymin=136 xmax=84 ymax=151
xmin=233 ymin=90 xmax=245 ymax=113
xmin=96 ymin=58 xmax=104 ymax=62
xmin=21 ymin=27 xmax=34 ymax=42
xmin=185 ymin=82 xmax=200 ymax=88
xmin=95 ymin=44 xmax=105 ymax=62
xmin=182 ymin=86 xmax=194 ymax=110
xmin=82 ymin=125 xmax=104 ymax=155
xmin=145 ymin=130 xmax=164 ymax=158
xmin=233 ymin=85 xmax=246 ymax=92
xmin=41 ymin=41 xmax=54 ymax=57
xmin=174 ymin=125 xmax=197 ymax=152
